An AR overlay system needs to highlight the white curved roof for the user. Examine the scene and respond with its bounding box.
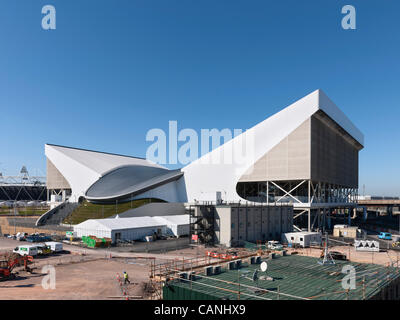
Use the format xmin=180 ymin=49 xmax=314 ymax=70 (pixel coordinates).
xmin=85 ymin=165 xmax=183 ymax=202
xmin=45 ymin=144 xmax=166 ymax=201
xmin=182 ymin=89 xmax=364 ymax=203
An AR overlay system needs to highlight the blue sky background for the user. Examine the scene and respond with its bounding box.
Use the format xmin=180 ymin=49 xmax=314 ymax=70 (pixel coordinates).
xmin=0 ymin=0 xmax=399 ymax=195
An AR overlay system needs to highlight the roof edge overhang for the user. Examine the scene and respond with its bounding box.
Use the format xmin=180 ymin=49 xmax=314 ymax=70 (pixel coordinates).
xmin=45 ymin=143 xmax=146 ymax=161
xmin=85 ymin=170 xmax=184 ymax=203
xmin=317 ymin=89 xmax=364 ymax=147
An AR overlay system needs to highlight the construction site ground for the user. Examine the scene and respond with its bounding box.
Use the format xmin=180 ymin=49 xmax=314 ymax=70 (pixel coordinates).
xmin=289 ymin=245 xmax=400 ymax=266
xmin=0 ymin=238 xmax=207 ymax=300
xmin=1 ymin=237 xmax=399 ymax=300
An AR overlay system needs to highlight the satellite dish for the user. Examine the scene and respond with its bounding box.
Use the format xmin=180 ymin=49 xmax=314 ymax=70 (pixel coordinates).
xmin=260 ymin=261 xmax=268 ymax=272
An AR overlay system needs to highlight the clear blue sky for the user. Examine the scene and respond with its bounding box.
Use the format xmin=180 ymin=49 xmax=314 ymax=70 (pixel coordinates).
xmin=0 ymin=0 xmax=399 ymax=195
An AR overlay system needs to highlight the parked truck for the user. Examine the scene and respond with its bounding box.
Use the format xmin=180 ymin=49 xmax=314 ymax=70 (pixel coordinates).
xmin=45 ymin=242 xmax=63 ymax=253
xmin=34 ymin=243 xmax=52 ymax=255
xmin=13 ymin=245 xmax=38 ymax=257
xmin=378 ymin=232 xmax=392 ymax=240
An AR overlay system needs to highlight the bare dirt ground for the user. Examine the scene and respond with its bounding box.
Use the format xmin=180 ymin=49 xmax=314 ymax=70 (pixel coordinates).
xmin=0 ymin=238 xmax=208 ymax=300
xmin=0 ymin=259 xmax=149 ymax=300
xmin=288 ymin=245 xmax=400 ymax=266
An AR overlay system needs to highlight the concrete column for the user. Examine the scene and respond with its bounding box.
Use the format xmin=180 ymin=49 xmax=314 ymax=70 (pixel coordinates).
xmin=388 ymin=205 xmax=393 ymax=217
xmin=348 ymin=209 xmax=351 ymax=226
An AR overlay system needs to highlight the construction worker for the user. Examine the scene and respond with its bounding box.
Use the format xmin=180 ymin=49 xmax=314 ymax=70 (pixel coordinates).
xmin=123 ymin=271 xmax=130 ymax=284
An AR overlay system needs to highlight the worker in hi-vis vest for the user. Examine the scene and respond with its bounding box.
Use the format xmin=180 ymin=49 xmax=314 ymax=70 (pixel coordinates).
xmin=123 ymin=271 xmax=130 ymax=284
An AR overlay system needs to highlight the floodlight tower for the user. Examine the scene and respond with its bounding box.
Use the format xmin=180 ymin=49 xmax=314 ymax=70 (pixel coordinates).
xmin=20 ymin=166 xmax=29 ymax=183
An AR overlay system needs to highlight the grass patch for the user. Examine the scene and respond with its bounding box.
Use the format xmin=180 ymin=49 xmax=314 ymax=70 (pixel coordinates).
xmin=63 ymin=198 xmax=164 ymax=225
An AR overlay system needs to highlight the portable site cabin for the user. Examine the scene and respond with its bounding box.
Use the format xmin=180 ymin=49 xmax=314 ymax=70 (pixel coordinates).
xmin=333 ymin=225 xmax=360 ymax=239
xmin=73 ymin=216 xmax=167 ymax=244
xmin=153 ymin=215 xmax=190 ymax=237
xmin=281 ymin=232 xmax=322 ymax=248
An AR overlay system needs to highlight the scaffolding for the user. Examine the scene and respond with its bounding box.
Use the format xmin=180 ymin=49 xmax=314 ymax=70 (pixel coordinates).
xmin=148 ymin=250 xmax=269 ymax=300
xmin=189 ymin=204 xmax=218 ymax=246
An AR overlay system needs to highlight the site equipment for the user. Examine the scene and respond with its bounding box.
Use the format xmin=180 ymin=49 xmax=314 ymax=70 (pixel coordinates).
xmin=26 ymin=235 xmax=52 ymax=243
xmin=392 ymin=242 xmax=400 ymax=248
xmin=0 ymin=254 xmax=34 ymax=280
xmin=267 ymin=241 xmax=284 ymax=250
xmin=319 ymin=250 xmax=347 ymax=261
xmin=206 ymin=250 xmax=239 ymax=260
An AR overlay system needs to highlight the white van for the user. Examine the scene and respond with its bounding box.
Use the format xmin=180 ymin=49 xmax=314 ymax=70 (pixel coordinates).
xmin=13 ymin=245 xmax=38 ymax=256
xmin=45 ymin=242 xmax=63 ymax=252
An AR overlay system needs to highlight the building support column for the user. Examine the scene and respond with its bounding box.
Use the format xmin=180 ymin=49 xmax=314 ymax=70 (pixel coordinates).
xmin=348 ymin=208 xmax=351 ymax=226
xmin=327 ymin=208 xmax=331 ymax=229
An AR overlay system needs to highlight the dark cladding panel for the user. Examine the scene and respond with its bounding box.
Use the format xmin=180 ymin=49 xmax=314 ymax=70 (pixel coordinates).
xmin=311 ymin=113 xmax=360 ymax=187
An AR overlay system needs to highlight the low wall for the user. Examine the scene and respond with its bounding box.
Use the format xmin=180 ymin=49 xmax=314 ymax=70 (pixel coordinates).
xmin=0 ymin=216 xmax=67 ymax=236
xmin=35 ymin=202 xmax=64 ymax=226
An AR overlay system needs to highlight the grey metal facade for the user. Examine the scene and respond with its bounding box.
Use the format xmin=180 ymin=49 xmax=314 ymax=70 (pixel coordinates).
xmin=192 ymin=204 xmax=293 ymax=247
xmin=239 ymin=111 xmax=362 ymax=188
xmin=310 ymin=111 xmax=361 ymax=188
